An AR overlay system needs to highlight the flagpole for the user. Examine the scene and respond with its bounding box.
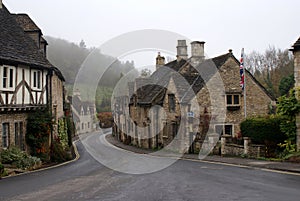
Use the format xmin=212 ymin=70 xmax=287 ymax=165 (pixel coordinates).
xmin=242 ymin=48 xmax=247 ymax=118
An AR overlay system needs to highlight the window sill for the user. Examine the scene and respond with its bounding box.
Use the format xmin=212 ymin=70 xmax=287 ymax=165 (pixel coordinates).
xmin=227 ymin=106 xmax=241 ymax=111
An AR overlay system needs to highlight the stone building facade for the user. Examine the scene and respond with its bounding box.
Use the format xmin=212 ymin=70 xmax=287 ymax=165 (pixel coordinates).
xmin=69 ymin=91 xmax=97 ymax=134
xmin=291 ymin=37 xmax=300 ymax=151
xmin=0 ymin=2 xmax=65 ymax=151
xmin=113 ymin=39 xmax=275 ymax=153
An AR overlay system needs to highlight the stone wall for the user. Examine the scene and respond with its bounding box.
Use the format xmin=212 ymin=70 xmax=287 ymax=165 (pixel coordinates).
xmin=51 ymin=72 xmax=64 ymax=137
xmin=221 ymin=136 xmax=265 ymax=158
xmin=0 ymin=112 xmax=27 ymax=151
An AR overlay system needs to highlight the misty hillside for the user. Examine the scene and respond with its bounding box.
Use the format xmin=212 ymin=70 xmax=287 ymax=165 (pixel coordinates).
xmin=45 ymin=36 xmax=136 ymax=87
xmin=45 ymin=36 xmax=138 ymax=112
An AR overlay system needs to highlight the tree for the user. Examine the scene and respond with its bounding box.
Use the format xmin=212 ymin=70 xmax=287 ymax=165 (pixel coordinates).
xmin=79 ymin=39 xmax=86 ymax=49
xmin=277 ymin=89 xmax=300 ymax=154
xmin=140 ymin=68 xmax=152 ymax=77
xmin=279 ymin=74 xmax=295 ymax=96
xmin=245 ymin=46 xmax=293 ymax=98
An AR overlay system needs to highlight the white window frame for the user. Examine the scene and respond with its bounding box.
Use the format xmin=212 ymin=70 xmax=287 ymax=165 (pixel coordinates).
xmin=31 ymin=70 xmax=42 ymax=90
xmin=1 ymin=65 xmax=15 ymax=90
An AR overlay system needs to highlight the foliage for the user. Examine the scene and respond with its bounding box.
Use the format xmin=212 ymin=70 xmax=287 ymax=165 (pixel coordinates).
xmin=276 ymin=89 xmax=300 ymax=155
xmin=26 ymin=109 xmax=52 ymax=161
xmin=279 ymin=74 xmax=295 ymax=96
xmin=140 ymin=68 xmax=152 ymax=77
xmin=0 ymin=147 xmax=41 ymax=170
xmin=96 ymin=86 xmax=113 ymax=112
xmin=98 ymin=112 xmax=113 ymax=128
xmin=46 ymin=36 xmax=136 ymax=86
xmin=240 ymin=116 xmax=286 ymax=157
xmin=50 ymin=141 xmax=72 ymax=163
xmin=245 ymin=47 xmax=293 ymax=98
xmin=0 ymin=163 xmax=5 ymax=177
xmin=66 ymin=115 xmax=75 ymax=147
xmin=57 ymin=118 xmax=69 ymax=149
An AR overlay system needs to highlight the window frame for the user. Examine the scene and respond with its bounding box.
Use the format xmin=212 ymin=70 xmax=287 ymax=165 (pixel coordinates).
xmin=226 ymin=94 xmax=241 ymax=110
xmin=1 ymin=65 xmax=15 ymax=90
xmin=2 ymin=123 xmax=9 ymax=148
xmin=214 ymin=124 xmax=233 ymax=137
xmin=31 ymin=69 xmax=42 ymax=90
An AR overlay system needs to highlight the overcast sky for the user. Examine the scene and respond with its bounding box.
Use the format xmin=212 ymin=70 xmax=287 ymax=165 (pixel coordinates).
xmin=3 ymin=0 xmax=300 ymax=69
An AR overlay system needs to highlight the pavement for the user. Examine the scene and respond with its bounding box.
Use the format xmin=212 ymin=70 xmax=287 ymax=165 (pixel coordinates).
xmin=106 ymin=134 xmax=300 ymax=174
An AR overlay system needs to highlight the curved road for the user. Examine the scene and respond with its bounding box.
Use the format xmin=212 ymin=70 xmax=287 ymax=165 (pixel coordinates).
xmin=0 ymin=129 xmax=300 ymax=201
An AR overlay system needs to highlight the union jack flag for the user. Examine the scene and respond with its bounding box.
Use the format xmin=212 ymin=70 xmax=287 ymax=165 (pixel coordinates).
xmin=240 ymin=48 xmax=245 ymax=90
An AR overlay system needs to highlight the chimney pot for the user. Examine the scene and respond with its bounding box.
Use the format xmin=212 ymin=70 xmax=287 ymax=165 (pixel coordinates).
xmin=176 ymin=40 xmax=188 ymax=61
xmin=156 ymin=52 xmax=165 ymax=70
xmin=191 ymin=41 xmax=205 ymax=66
xmin=0 ymin=0 xmax=2 ymax=9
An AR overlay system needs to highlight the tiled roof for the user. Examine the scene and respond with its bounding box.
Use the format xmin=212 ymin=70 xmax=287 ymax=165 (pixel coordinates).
xmin=12 ymin=13 xmax=41 ymax=32
xmin=292 ymin=37 xmax=300 ymax=51
xmin=0 ymin=5 xmax=52 ymax=69
xmin=133 ymin=51 xmax=274 ymax=105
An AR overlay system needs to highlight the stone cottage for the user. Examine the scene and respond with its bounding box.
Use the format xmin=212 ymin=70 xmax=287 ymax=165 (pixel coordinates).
xmin=68 ymin=91 xmax=97 ymax=134
xmin=113 ymin=39 xmax=275 ymax=153
xmin=0 ymin=2 xmax=65 ymax=150
xmin=291 ymin=36 xmax=300 ymax=151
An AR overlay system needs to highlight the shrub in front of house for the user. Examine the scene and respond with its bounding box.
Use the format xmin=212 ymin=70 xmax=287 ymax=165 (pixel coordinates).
xmin=0 ymin=147 xmax=42 ymax=170
xmin=50 ymin=141 xmax=72 ymax=163
xmin=240 ymin=116 xmax=286 ymax=157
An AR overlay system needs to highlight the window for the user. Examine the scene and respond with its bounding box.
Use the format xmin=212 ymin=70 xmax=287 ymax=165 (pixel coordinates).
xmin=215 ymin=124 xmax=233 ymax=136
xmin=168 ymin=94 xmax=176 ymax=112
xmin=2 ymin=66 xmax=14 ymax=89
xmin=226 ymin=94 xmax=240 ymax=110
xmin=32 ymin=70 xmax=42 ymax=89
xmin=19 ymin=122 xmax=25 ymax=151
xmin=2 ymin=123 xmax=9 ymax=148
xmin=15 ymin=122 xmax=19 ymax=147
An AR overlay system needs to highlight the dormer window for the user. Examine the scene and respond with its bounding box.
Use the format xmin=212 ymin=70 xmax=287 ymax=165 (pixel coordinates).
xmin=226 ymin=94 xmax=240 ymax=110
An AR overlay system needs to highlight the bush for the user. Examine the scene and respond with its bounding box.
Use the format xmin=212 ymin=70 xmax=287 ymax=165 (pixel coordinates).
xmin=0 ymin=163 xmax=4 ymax=176
xmin=50 ymin=141 xmax=72 ymax=163
xmin=0 ymin=147 xmax=41 ymax=170
xmin=240 ymin=116 xmax=286 ymax=157
xmin=26 ymin=109 xmax=53 ymax=161
xmin=98 ymin=112 xmax=113 ymax=128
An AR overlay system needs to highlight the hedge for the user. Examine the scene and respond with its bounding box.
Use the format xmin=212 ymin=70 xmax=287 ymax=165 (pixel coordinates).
xmin=240 ymin=116 xmax=287 ymax=157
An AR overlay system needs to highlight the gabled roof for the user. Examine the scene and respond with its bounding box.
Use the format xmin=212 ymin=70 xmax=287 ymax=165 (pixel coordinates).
xmin=292 ymin=37 xmax=300 ymax=51
xmin=132 ymin=51 xmax=274 ymax=105
xmin=12 ymin=13 xmax=41 ymax=33
xmin=69 ymin=95 xmax=95 ymax=116
xmin=0 ymin=5 xmax=52 ymax=69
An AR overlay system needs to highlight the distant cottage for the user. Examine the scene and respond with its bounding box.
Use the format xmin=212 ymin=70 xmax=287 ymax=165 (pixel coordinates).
xmin=113 ymin=40 xmax=275 ymax=153
xmin=0 ymin=2 xmax=65 ymax=150
xmin=68 ymin=90 xmax=97 ymax=134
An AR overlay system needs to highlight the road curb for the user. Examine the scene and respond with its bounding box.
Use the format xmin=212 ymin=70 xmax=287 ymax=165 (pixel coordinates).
xmin=1 ymin=140 xmax=80 ymax=179
xmin=105 ymin=134 xmax=300 ymax=176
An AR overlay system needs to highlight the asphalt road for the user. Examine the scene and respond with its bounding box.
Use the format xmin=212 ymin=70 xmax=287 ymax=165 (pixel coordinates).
xmin=0 ymin=130 xmax=300 ymax=201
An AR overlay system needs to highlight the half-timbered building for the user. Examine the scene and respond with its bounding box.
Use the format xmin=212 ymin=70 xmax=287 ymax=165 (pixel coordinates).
xmin=0 ymin=2 xmax=65 ymax=150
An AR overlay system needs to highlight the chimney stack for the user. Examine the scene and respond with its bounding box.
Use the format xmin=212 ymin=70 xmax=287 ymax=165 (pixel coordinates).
xmin=0 ymin=0 xmax=3 ymax=9
xmin=156 ymin=52 xmax=165 ymax=70
xmin=191 ymin=41 xmax=205 ymax=66
xmin=176 ymin=40 xmax=188 ymax=61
